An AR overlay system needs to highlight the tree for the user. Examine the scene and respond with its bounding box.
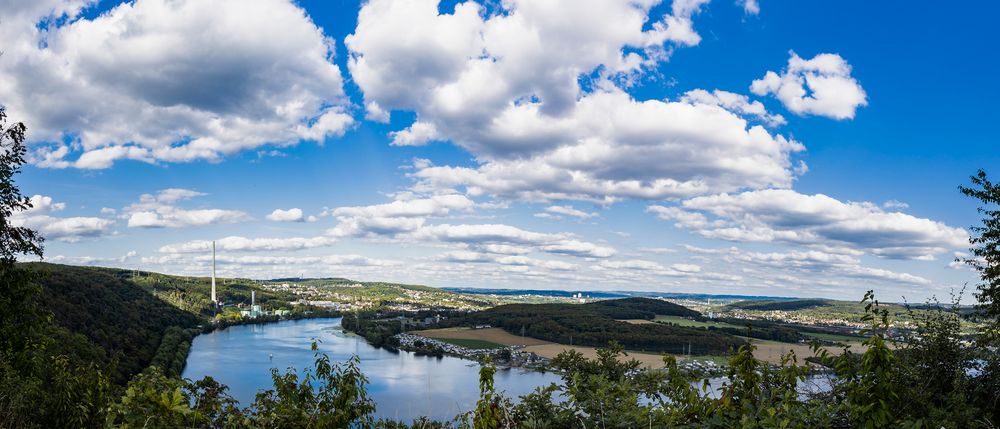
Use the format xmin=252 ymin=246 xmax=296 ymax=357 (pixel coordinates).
xmin=960 ymin=169 xmax=1000 ymax=329
xmin=0 ymin=106 xmax=42 ymax=263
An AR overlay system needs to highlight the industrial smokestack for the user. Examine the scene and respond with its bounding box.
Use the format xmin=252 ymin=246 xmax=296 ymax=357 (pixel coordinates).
xmin=251 ymin=290 xmax=255 ymax=307
xmin=211 ymin=240 xmax=217 ymax=304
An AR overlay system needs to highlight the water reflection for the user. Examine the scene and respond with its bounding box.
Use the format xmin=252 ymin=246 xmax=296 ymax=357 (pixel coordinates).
xmin=182 ymin=318 xmax=560 ymax=422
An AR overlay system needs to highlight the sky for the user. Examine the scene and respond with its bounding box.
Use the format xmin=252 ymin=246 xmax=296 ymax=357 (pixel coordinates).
xmin=3 ymin=0 xmax=998 ymax=301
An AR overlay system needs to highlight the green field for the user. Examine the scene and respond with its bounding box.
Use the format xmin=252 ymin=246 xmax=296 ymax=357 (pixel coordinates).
xmin=654 ymin=315 xmax=743 ymax=329
xmin=434 ymin=338 xmax=506 ymax=349
xmin=800 ymin=331 xmax=864 ymax=343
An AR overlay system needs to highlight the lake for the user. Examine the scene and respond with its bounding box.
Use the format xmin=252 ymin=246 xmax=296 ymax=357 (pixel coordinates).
xmin=182 ymin=318 xmax=561 ymax=422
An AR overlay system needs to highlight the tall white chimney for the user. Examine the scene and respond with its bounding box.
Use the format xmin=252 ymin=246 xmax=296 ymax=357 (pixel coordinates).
xmin=251 ymin=290 xmax=255 ymax=307
xmin=211 ymin=240 xmax=217 ymax=304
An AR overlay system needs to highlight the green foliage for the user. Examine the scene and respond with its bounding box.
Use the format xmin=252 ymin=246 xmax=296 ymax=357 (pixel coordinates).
xmin=960 ymin=169 xmax=1000 ymax=331
xmin=249 ymin=341 xmax=376 ymax=428
xmin=0 ymin=106 xmax=42 ymax=262
xmin=149 ymin=326 xmax=197 ymax=378
xmin=24 ymin=263 xmax=202 ymax=382
xmin=0 ymin=109 xmax=118 ymax=429
xmin=343 ymin=313 xmax=404 ymax=350
xmin=588 ymin=297 xmax=700 ymax=319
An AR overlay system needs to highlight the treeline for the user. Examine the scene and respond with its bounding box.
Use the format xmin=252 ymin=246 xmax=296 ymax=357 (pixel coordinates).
xmin=342 ymin=313 xmax=403 ymax=350
xmin=149 ymin=326 xmax=197 ymax=378
xmin=588 ymin=296 xmax=699 ymax=319
xmin=442 ymin=298 xmax=744 ymax=355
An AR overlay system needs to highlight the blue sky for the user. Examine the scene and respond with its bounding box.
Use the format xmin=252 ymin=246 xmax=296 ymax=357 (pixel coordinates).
xmin=5 ymin=0 xmax=997 ymax=301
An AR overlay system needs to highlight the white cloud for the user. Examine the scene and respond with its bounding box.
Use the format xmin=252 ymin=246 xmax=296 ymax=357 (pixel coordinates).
xmin=328 ymin=194 xmax=475 ymax=237
xmin=350 ymin=0 xmax=793 ymax=203
xmin=159 ymin=235 xmax=337 ymax=253
xmin=266 ymin=208 xmax=305 ymax=222
xmin=646 ymin=205 xmax=710 ymax=228
xmin=123 ymin=189 xmax=249 ymax=228
xmin=324 ymin=193 xmax=616 ymax=258
xmin=407 ymin=91 xmax=804 ymax=202
xmin=437 ymin=251 xmax=577 ymax=271
xmin=656 ymin=189 xmax=968 ymax=260
xmin=718 ymin=247 xmax=933 ymax=286
xmin=5 ymin=0 xmax=353 ymax=168
xmin=740 ymin=0 xmax=759 ymax=15
xmin=390 ymin=122 xmax=440 ymax=147
xmin=413 ymin=224 xmax=616 ymax=258
xmin=751 ymin=52 xmax=867 ymax=120
xmin=594 ymin=259 xmax=703 ymax=277
xmin=537 ymin=205 xmax=598 ymax=220
xmin=206 ymin=254 xmax=397 ymax=267
xmin=681 ymin=89 xmax=785 ymax=126
xmin=10 ymin=195 xmax=114 ymax=242
xmin=883 ymin=200 xmax=909 ymax=209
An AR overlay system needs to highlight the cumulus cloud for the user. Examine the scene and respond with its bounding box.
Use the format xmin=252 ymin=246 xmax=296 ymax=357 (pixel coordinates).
xmin=123 ymin=189 xmax=249 ymax=228
xmin=266 ymin=208 xmax=305 ymax=222
xmin=350 ymin=0 xmax=795 ymax=203
xmin=412 ymin=224 xmax=616 ymax=258
xmin=654 ymin=189 xmax=968 ymax=260
xmin=159 ymin=235 xmax=337 ymax=253
xmin=536 ymin=205 xmax=598 ymax=220
xmin=5 ymin=0 xmax=353 ymax=169
xmin=751 ymin=52 xmax=868 ymax=120
xmin=740 ymin=0 xmax=760 ymax=15
xmin=437 ymin=251 xmax=577 ymax=271
xmin=713 ymin=247 xmax=932 ymax=286
xmin=681 ymin=89 xmax=785 ymax=127
xmin=328 ymin=194 xmax=476 ymax=237
xmin=9 ymin=195 xmax=115 ymax=242
xmin=390 ymin=122 xmax=441 ymax=147
xmin=325 ymin=194 xmax=616 ymax=258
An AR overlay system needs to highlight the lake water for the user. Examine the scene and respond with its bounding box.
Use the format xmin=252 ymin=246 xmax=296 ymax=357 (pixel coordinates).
xmin=182 ymin=318 xmax=561 ymax=422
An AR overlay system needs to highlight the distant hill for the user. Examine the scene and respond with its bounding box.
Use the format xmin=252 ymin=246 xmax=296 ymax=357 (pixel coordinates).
xmin=445 ymin=287 xmax=797 ymax=301
xmin=23 ymin=263 xmax=204 ymax=381
xmin=590 ymin=297 xmax=700 ymax=319
xmin=444 ymin=287 xmax=630 ymax=298
xmin=443 ymin=297 xmax=743 ymax=355
xmin=725 ymin=299 xmax=834 ymax=312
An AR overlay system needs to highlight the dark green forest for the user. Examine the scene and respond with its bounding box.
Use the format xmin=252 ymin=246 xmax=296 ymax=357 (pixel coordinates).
xmin=25 ymin=262 xmax=202 ymax=382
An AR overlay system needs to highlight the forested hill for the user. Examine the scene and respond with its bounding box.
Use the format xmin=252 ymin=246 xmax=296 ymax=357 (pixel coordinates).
xmin=21 ymin=263 xmax=203 ymax=382
xmin=443 ymin=298 xmax=743 ymax=355
xmin=725 ymin=298 xmax=835 ymax=311
xmin=589 ymin=297 xmax=699 ymax=319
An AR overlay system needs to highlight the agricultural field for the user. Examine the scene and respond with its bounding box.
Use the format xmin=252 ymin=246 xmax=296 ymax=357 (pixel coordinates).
xmin=744 ymin=338 xmax=867 ymax=364
xmin=413 ymin=327 xmax=549 ymax=347
xmin=653 ymin=315 xmax=744 ymax=329
xmin=433 ymin=338 xmax=505 ymax=349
